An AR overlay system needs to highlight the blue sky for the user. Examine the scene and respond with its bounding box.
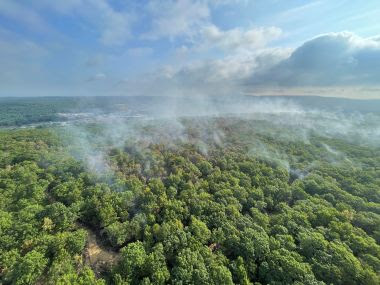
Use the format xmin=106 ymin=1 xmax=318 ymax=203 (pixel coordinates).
xmin=0 ymin=0 xmax=380 ymax=98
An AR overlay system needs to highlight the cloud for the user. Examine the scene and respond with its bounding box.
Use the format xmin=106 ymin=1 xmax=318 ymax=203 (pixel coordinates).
xmin=247 ymin=32 xmax=380 ymax=88
xmin=142 ymin=0 xmax=210 ymax=40
xmin=142 ymin=0 xmax=255 ymax=45
xmin=116 ymin=32 xmax=380 ymax=99
xmin=116 ymin=47 xmax=290 ymax=97
xmin=369 ymin=35 xmax=380 ymax=42
xmin=199 ymin=25 xmax=282 ymax=52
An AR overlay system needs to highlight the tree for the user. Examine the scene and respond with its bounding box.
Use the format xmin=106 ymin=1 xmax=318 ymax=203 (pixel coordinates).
xmin=117 ymin=241 xmax=148 ymax=284
xmin=188 ymin=216 xmax=211 ymax=245
xmin=8 ymin=250 xmax=48 ymax=285
xmin=42 ymin=202 xmax=77 ymax=231
xmin=258 ymin=249 xmax=321 ymax=285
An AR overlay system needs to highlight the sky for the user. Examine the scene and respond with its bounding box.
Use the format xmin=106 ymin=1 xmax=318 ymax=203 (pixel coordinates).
xmin=0 ymin=0 xmax=380 ymax=98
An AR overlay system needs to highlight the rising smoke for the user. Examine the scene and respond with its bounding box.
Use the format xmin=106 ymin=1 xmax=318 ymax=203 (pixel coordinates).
xmin=57 ymin=96 xmax=380 ymax=178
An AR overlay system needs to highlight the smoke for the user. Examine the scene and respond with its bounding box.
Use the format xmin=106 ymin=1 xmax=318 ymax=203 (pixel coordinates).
xmin=248 ymin=140 xmax=290 ymax=171
xmin=56 ymin=96 xmax=380 ymax=179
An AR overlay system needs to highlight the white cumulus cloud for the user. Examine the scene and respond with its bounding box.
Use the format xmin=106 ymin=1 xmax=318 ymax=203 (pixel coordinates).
xmin=247 ymin=32 xmax=380 ymax=87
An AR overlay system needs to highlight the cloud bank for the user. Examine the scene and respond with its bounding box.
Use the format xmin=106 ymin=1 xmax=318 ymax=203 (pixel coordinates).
xmin=121 ymin=32 xmax=380 ymax=98
xmin=248 ymin=32 xmax=380 ymax=88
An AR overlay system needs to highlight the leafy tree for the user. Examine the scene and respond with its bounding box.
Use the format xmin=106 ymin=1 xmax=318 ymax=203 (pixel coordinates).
xmin=7 ymin=250 xmax=48 ymax=285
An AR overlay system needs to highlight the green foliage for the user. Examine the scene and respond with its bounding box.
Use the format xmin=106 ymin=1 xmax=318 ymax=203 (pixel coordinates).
xmin=1 ymin=116 xmax=380 ymax=284
xmin=6 ymin=250 xmax=48 ymax=285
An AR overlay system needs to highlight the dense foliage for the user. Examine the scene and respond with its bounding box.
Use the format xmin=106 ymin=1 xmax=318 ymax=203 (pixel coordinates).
xmin=0 ymin=116 xmax=379 ymax=284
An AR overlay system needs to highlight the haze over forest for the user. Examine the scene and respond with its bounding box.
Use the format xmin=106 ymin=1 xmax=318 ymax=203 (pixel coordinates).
xmin=1 ymin=1 xmax=380 ymax=285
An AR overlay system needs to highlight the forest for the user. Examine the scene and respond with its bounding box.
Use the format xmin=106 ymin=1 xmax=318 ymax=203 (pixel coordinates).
xmin=0 ymin=97 xmax=380 ymax=285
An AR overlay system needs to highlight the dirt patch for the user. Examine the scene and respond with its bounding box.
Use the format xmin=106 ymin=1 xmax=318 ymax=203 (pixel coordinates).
xmin=83 ymin=227 xmax=120 ymax=275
